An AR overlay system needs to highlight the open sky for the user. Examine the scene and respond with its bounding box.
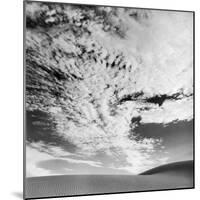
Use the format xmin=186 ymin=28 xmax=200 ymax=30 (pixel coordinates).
xmin=25 ymin=2 xmax=193 ymax=177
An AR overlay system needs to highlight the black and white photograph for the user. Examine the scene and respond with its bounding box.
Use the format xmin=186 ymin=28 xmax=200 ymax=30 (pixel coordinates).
xmin=24 ymin=1 xmax=194 ymax=199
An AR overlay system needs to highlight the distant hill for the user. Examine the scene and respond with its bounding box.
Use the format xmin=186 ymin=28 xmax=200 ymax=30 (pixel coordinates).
xmin=140 ymin=160 xmax=194 ymax=176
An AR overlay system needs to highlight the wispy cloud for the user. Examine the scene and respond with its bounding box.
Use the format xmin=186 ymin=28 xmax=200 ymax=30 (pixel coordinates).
xmin=26 ymin=143 xmax=104 ymax=177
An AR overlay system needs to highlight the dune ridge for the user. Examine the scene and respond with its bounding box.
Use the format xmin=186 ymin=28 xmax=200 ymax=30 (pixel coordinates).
xmin=140 ymin=160 xmax=194 ymax=175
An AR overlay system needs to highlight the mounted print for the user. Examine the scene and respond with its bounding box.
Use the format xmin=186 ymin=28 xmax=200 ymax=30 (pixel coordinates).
xmin=24 ymin=1 xmax=194 ymax=199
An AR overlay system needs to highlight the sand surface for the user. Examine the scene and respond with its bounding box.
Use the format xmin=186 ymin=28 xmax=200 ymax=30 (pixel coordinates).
xmin=26 ymin=172 xmax=193 ymax=199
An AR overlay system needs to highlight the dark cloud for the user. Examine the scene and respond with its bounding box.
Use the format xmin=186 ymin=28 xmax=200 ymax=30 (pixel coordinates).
xmin=131 ymin=116 xmax=142 ymax=125
xmin=118 ymin=91 xmax=192 ymax=107
xmin=119 ymin=92 xmax=144 ymax=104
xmin=145 ymin=92 xmax=193 ymax=106
xmin=145 ymin=94 xmax=171 ymax=106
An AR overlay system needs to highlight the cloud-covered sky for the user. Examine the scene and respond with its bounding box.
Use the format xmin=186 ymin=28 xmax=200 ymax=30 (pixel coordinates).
xmin=25 ymin=2 xmax=193 ymax=177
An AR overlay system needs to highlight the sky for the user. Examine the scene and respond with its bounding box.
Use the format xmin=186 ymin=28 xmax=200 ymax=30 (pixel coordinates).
xmin=25 ymin=2 xmax=193 ymax=177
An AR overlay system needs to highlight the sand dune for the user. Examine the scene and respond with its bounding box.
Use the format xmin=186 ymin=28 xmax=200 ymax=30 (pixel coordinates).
xmin=25 ymin=160 xmax=194 ymax=199
xmin=140 ymin=160 xmax=194 ymax=176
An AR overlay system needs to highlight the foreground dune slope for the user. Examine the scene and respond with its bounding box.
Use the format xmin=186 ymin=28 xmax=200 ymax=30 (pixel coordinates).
xmin=25 ymin=160 xmax=194 ymax=199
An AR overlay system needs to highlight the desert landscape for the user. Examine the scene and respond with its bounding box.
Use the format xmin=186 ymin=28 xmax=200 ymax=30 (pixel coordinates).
xmin=25 ymin=1 xmax=193 ymax=199
xmin=26 ymin=160 xmax=194 ymax=199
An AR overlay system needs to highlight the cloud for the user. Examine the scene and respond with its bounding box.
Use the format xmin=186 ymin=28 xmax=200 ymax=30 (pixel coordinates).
xmin=91 ymin=9 xmax=193 ymax=95
xmin=26 ymin=143 xmax=103 ymax=177
xmin=140 ymin=97 xmax=193 ymax=124
xmin=26 ymin=144 xmax=55 ymax=177
xmin=37 ymin=159 xmax=130 ymax=175
xmin=51 ymin=112 xmax=165 ymax=174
